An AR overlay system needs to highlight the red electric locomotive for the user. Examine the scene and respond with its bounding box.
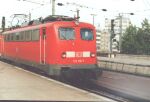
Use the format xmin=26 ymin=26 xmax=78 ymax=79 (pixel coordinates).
xmin=0 ymin=34 xmax=3 ymax=56
xmin=1 ymin=15 xmax=102 ymax=79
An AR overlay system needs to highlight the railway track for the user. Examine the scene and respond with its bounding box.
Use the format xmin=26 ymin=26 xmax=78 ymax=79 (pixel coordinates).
xmin=67 ymin=77 xmax=150 ymax=102
xmin=66 ymin=79 xmax=131 ymax=102
xmin=86 ymin=80 xmax=148 ymax=102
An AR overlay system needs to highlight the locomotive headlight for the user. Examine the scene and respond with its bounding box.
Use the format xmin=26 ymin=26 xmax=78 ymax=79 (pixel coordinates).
xmin=90 ymin=53 xmax=96 ymax=58
xmin=61 ymin=52 xmax=66 ymax=58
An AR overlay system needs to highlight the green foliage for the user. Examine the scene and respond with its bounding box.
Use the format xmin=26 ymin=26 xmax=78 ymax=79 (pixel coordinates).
xmin=122 ymin=25 xmax=138 ymax=54
xmin=122 ymin=18 xmax=150 ymax=55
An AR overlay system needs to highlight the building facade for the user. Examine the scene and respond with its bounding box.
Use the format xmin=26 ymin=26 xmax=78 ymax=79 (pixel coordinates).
xmin=96 ymin=15 xmax=131 ymax=55
xmin=96 ymin=31 xmax=110 ymax=54
xmin=104 ymin=16 xmax=131 ymax=53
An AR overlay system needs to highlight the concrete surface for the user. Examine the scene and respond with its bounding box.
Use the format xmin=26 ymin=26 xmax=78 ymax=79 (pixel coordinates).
xmin=0 ymin=61 xmax=114 ymax=101
xmin=116 ymin=54 xmax=150 ymax=61
xmin=97 ymin=57 xmax=150 ymax=76
xmin=98 ymin=57 xmax=150 ymax=66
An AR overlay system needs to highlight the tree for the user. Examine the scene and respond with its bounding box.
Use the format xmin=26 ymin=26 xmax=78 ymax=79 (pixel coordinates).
xmin=122 ymin=18 xmax=150 ymax=55
xmin=122 ymin=25 xmax=138 ymax=54
xmin=137 ymin=19 xmax=150 ymax=54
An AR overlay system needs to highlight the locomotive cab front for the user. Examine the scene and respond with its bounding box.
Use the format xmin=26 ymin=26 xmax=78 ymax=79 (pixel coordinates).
xmin=51 ymin=21 xmax=102 ymax=79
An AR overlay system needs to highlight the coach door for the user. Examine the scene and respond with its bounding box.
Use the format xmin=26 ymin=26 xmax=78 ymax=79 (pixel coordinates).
xmin=40 ymin=27 xmax=46 ymax=64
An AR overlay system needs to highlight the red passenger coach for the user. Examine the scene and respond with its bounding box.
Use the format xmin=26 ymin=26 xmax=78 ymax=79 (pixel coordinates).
xmin=1 ymin=15 xmax=102 ymax=79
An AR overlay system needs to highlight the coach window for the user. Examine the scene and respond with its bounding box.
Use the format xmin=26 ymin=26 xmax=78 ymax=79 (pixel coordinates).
xmin=16 ymin=32 xmax=20 ymax=41
xmin=80 ymin=28 xmax=94 ymax=40
xmin=7 ymin=34 xmax=9 ymax=41
xmin=25 ymin=30 xmax=32 ymax=41
xmin=4 ymin=34 xmax=7 ymax=41
xmin=32 ymin=29 xmax=39 ymax=41
xmin=5 ymin=34 xmax=7 ymax=41
xmin=18 ymin=32 xmax=22 ymax=41
xmin=13 ymin=33 xmax=16 ymax=41
xmin=6 ymin=34 xmax=9 ymax=41
xmin=10 ymin=34 xmax=14 ymax=41
xmin=7 ymin=34 xmax=11 ymax=41
xmin=20 ymin=31 xmax=24 ymax=41
xmin=7 ymin=34 xmax=10 ymax=41
xmin=59 ymin=28 xmax=75 ymax=40
xmin=5 ymin=34 xmax=8 ymax=41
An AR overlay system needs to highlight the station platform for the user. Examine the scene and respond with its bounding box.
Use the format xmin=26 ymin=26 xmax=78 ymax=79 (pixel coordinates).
xmin=0 ymin=61 xmax=114 ymax=101
xmin=98 ymin=57 xmax=150 ymax=76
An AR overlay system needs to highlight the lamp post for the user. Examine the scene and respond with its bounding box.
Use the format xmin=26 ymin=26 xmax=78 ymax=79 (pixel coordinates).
xmin=52 ymin=0 xmax=56 ymax=15
xmin=90 ymin=9 xmax=107 ymax=26
xmin=90 ymin=14 xmax=97 ymax=26
xmin=118 ymin=13 xmax=134 ymax=53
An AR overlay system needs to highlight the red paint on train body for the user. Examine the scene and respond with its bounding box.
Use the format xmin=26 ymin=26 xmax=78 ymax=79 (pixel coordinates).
xmin=0 ymin=34 xmax=3 ymax=56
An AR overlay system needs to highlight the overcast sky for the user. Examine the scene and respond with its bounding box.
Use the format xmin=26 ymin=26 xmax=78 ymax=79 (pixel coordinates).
xmin=0 ymin=0 xmax=150 ymax=28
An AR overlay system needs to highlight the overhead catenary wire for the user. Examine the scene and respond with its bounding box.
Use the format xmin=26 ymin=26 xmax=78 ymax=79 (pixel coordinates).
xmin=65 ymin=2 xmax=107 ymax=12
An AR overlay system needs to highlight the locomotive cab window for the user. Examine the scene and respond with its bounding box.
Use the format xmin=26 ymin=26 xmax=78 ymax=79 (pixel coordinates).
xmin=80 ymin=28 xmax=94 ymax=40
xmin=59 ymin=28 xmax=75 ymax=40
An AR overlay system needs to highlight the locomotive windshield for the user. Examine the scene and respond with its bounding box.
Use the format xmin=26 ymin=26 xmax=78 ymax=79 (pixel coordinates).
xmin=59 ymin=28 xmax=75 ymax=40
xmin=80 ymin=28 xmax=94 ymax=40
